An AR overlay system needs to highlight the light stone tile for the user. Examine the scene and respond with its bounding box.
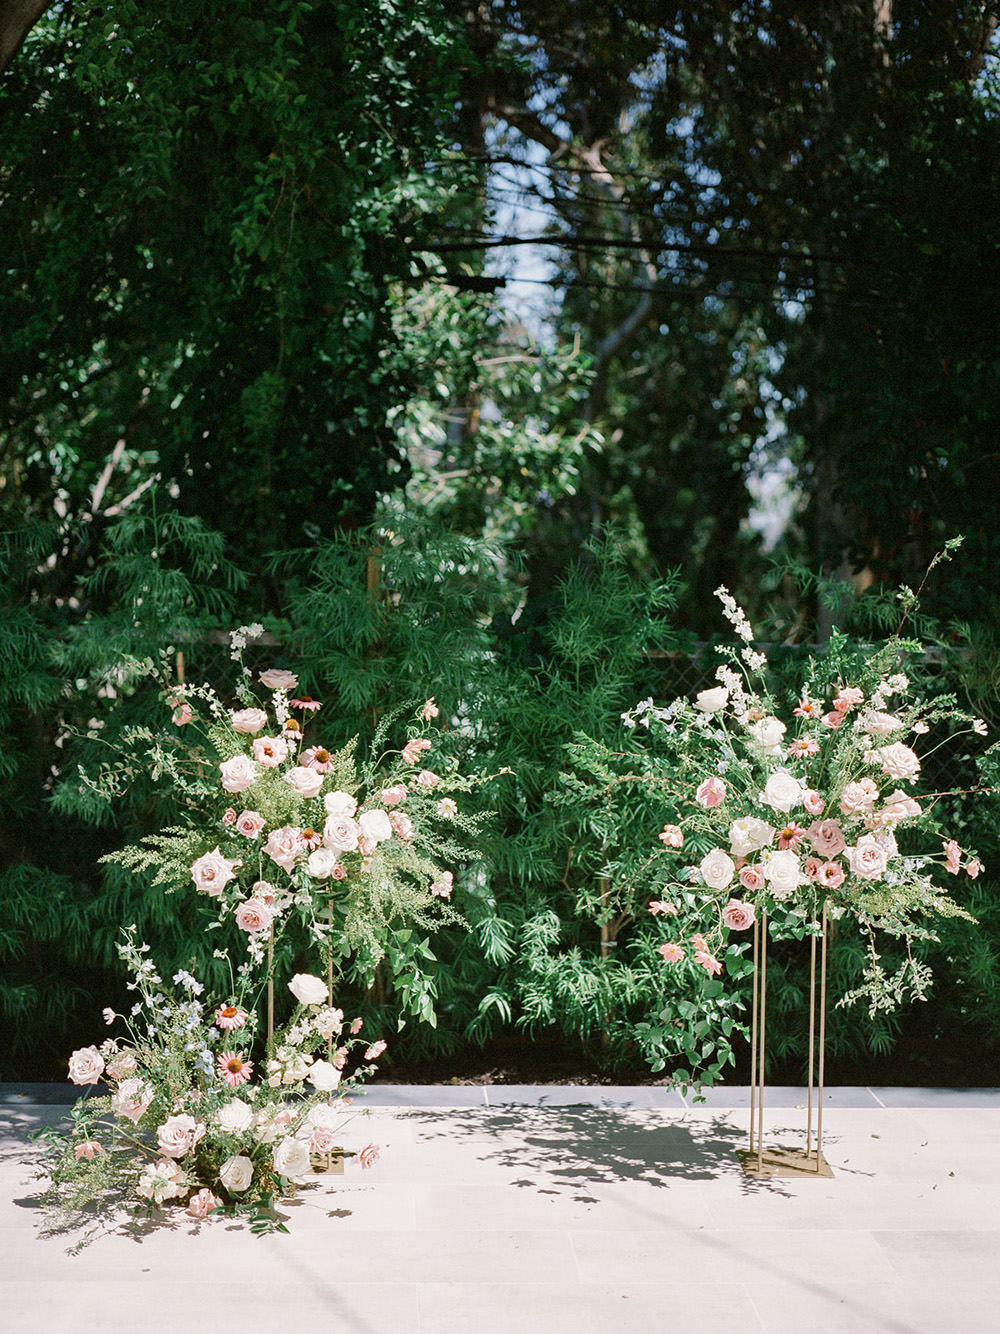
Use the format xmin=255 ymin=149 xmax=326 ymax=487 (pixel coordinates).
xmin=748 ymin=1279 xmax=1000 ymax=1334
xmin=570 ymin=1228 xmax=901 ymax=1286
xmin=872 ymin=1229 xmax=1000 ymax=1283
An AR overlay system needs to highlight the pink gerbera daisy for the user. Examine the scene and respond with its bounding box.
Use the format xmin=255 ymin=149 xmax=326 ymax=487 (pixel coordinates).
xmin=214 ymin=1004 xmax=248 ymax=1031
xmin=217 ymin=1051 xmax=253 ymax=1087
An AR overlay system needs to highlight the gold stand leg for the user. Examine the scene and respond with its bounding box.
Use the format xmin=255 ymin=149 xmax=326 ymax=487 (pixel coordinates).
xmin=737 ymin=907 xmax=834 ymax=1179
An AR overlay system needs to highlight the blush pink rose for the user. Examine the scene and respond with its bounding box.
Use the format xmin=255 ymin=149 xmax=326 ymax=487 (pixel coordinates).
xmin=695 ymin=777 xmax=727 ymax=808
xmin=658 ymin=942 xmax=685 ymax=963
xmin=802 ymin=789 xmax=825 ymax=816
xmin=191 ymin=847 xmax=239 ymax=897
xmin=944 ymin=839 xmax=962 ymax=875
xmin=253 ymin=735 xmax=289 ymax=768
xmin=839 ymin=779 xmax=880 ymax=815
xmin=187 ymin=1188 xmax=222 ymax=1220
xmin=259 ymin=669 xmax=299 ymax=691
xmin=739 ymin=865 xmax=766 ymax=892
xmin=331 ymin=863 xmax=348 ymax=881
xmin=234 ymin=898 xmax=273 ymax=933
xmin=968 ymin=859 xmax=982 ymax=879
xmin=68 ymin=1046 xmax=105 ymax=1085
xmin=846 ymin=835 xmax=889 ymax=880
xmin=358 ymin=836 xmax=377 ymax=856
xmin=235 ymin=810 xmax=265 ymax=838
xmin=111 ymin=1078 xmax=154 ymax=1123
xmin=310 ymin=1124 xmax=340 ymax=1154
xmin=821 ymin=711 xmax=845 ymax=730
xmin=157 ymin=1113 xmax=205 ymax=1159
xmin=264 ymin=825 xmax=303 ymax=871
xmin=219 ymin=754 xmax=258 ymax=793
xmin=284 ymin=765 xmax=324 ymax=799
xmin=882 ymin=789 xmax=921 ymax=821
xmin=322 ymin=814 xmax=360 ymax=853
xmin=833 ymin=686 xmax=864 ymax=712
xmin=722 ymin=899 xmax=756 ymax=931
xmin=877 ymin=742 xmax=921 ymax=781
xmin=359 ymin=1143 xmax=381 ymax=1169
xmin=808 ymin=819 xmax=847 ymax=858
xmin=230 ymin=708 xmax=269 ymax=735
xmin=222 ymin=807 xmax=238 ymax=825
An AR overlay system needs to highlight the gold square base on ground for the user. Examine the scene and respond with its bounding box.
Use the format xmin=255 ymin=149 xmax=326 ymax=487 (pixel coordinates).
xmin=310 ymin=1147 xmax=345 ymax=1175
xmin=737 ymin=1146 xmax=834 ymax=1179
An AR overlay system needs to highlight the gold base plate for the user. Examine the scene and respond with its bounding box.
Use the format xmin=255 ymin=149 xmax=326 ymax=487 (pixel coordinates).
xmin=310 ymin=1147 xmax=345 ymax=1175
xmin=737 ymin=1146 xmax=834 ymax=1179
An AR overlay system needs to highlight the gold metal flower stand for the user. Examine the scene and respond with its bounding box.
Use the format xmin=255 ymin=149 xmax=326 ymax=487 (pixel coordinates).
xmin=736 ymin=905 xmax=834 ymax=1179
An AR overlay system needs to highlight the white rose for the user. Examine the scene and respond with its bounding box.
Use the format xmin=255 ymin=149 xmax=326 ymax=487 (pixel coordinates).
xmin=305 ymin=1103 xmax=341 ymax=1131
xmin=877 ymin=742 xmax=921 ymax=781
xmin=307 ymin=1059 xmax=342 ymax=1092
xmin=358 ymin=808 xmax=393 ymax=845
xmin=323 ymin=790 xmax=358 ymax=818
xmin=284 ymin=766 xmax=324 ymax=800
xmin=219 ymin=754 xmax=259 ymax=793
xmin=882 ymin=788 xmax=921 ymax=822
xmin=700 ymin=848 xmax=736 ymax=890
xmin=136 ymin=1158 xmax=188 ymax=1203
xmin=219 ymin=1154 xmax=254 ymax=1194
xmin=272 ymin=1137 xmax=312 ymax=1184
xmin=764 ymin=849 xmax=803 ymax=899
xmin=759 ymin=770 xmax=802 ymax=814
xmin=750 ymin=716 xmax=787 ymax=756
xmin=694 ymin=687 xmax=729 ymax=714
xmin=322 ymin=814 xmax=360 ymax=853
xmin=305 ymin=847 xmax=340 ymax=880
xmin=860 ymin=711 xmax=904 ymax=736
xmin=729 ymin=817 xmax=776 ymax=858
xmin=288 ymin=973 xmax=328 ymax=1006
xmin=216 ymin=1099 xmax=255 ymax=1134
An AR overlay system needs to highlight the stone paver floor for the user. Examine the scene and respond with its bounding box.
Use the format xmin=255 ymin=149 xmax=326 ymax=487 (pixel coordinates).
xmin=2 ymin=1085 xmax=998 ymax=1333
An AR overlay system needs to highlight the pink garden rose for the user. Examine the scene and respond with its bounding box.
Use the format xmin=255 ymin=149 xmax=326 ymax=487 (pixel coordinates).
xmin=219 ymin=754 xmax=258 ymax=793
xmin=808 ymin=818 xmax=847 ymax=858
xmin=877 ymin=742 xmax=921 ymax=781
xmin=157 ymin=1113 xmax=205 ymax=1159
xmin=111 ymin=1078 xmax=154 ymax=1123
xmin=234 ymin=898 xmax=273 ymax=934
xmin=833 ymin=686 xmax=864 ymax=713
xmin=235 ymin=810 xmax=265 ymax=838
xmin=861 ymin=711 xmax=904 ymax=736
xmin=259 ymin=669 xmax=299 ymax=691
xmin=802 ymin=789 xmax=825 ymax=816
xmin=264 ymin=825 xmax=303 ymax=871
xmin=284 ymin=765 xmax=324 ymax=799
xmin=944 ymin=839 xmax=962 ymax=875
xmin=695 ymin=776 xmax=727 ymax=808
xmin=230 ymin=708 xmax=268 ymax=735
xmin=252 ymin=735 xmax=288 ymax=768
xmin=804 ymin=855 xmax=822 ymax=880
xmin=68 ymin=1046 xmax=104 ymax=1085
xmin=187 ymin=1188 xmax=222 ymax=1220
xmin=658 ymin=824 xmax=684 ymax=848
xmin=839 ymin=779 xmax=880 ymax=815
xmin=739 ymin=865 xmax=766 ymax=892
xmin=310 ymin=1124 xmax=340 ymax=1154
xmin=359 ymin=1143 xmax=381 ymax=1169
xmin=882 ymin=789 xmax=922 ymax=822
xmin=722 ymin=899 xmax=756 ymax=931
xmin=658 ymin=942 xmax=685 ymax=963
xmin=821 ymin=710 xmax=845 ymax=730
xmin=331 ymin=863 xmax=348 ymax=880
xmin=222 ymin=807 xmax=238 ymax=825
xmin=306 ymin=847 xmax=340 ymax=880
xmin=380 ymin=784 xmax=407 ymax=806
xmin=191 ymin=847 xmax=240 ymax=897
xmin=846 ymin=835 xmax=889 ymax=880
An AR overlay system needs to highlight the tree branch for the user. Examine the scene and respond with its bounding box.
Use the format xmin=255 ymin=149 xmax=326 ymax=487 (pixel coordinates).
xmin=0 ymin=0 xmax=49 ymax=75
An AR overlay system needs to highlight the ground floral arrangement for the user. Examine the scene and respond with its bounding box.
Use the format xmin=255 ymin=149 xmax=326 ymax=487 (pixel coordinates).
xmin=566 ymin=573 xmax=992 ymax=1077
xmin=36 ymin=625 xmax=488 ymax=1242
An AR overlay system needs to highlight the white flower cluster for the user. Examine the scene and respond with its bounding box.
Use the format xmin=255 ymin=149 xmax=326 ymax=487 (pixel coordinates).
xmin=229 ymin=623 xmax=265 ymax=662
xmin=714 ymin=586 xmax=767 ymax=672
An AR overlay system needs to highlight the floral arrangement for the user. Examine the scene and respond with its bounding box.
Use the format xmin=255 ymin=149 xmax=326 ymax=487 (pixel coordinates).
xmin=37 ymin=931 xmax=383 ymax=1242
xmin=37 ymin=624 xmax=489 ymax=1241
xmin=614 ymin=585 xmax=989 ymax=1019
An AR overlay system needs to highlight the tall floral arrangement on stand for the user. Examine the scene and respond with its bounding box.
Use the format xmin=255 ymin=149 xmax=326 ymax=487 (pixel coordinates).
xmin=565 ymin=572 xmax=991 ymax=1082
xmin=36 ymin=625 xmax=488 ymax=1241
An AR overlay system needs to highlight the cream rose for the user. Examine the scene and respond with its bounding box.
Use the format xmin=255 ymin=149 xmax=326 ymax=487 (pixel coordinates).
xmin=284 ymin=765 xmax=324 ymax=799
xmin=288 ymin=973 xmax=328 ymax=1006
xmin=694 ymin=686 xmax=729 ymax=713
xmin=324 ymin=790 xmax=358 ymax=818
xmin=272 ymin=1137 xmax=312 ymax=1183
xmin=156 ymin=1114 xmax=205 ymax=1160
xmin=230 ymin=708 xmax=269 ymax=735
xmin=259 ymin=669 xmax=299 ymax=691
xmin=764 ymin=849 xmax=803 ymax=900
xmin=750 ymin=716 xmax=787 ymax=756
xmin=878 ymin=742 xmax=921 ymax=781
xmin=700 ymin=848 xmax=736 ymax=890
xmin=861 ymin=711 xmax=904 ymax=736
xmin=358 ymin=809 xmax=393 ymax=845
xmin=729 ymin=817 xmax=776 ymax=857
xmin=306 ymin=847 xmax=340 ymax=880
xmin=219 ymin=1154 xmax=254 ymax=1194
xmin=68 ymin=1045 xmax=104 ymax=1085
xmin=216 ymin=1099 xmax=255 ymax=1134
xmin=322 ymin=813 xmax=360 ymax=853
xmin=191 ymin=846 xmax=240 ymax=897
xmin=758 ymin=770 xmax=802 ymax=814
xmin=264 ymin=825 xmax=303 ymax=871
xmin=111 ymin=1078 xmax=154 ymax=1123
xmin=307 ymin=1059 xmax=342 ymax=1092
xmin=219 ymin=754 xmax=259 ymax=793
xmin=882 ymin=788 xmax=922 ymax=822
xmin=234 ymin=898 xmax=273 ymax=934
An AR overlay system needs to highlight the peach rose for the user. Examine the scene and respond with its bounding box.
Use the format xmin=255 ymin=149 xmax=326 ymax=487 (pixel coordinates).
xmin=230 ymin=708 xmax=268 ymax=734
xmin=259 ymin=669 xmax=299 ymax=691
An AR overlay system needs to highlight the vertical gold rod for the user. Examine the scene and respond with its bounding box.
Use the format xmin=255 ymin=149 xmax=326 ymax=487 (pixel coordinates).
xmin=267 ymin=925 xmax=274 ymax=1052
xmin=807 ymin=928 xmax=817 ymax=1159
xmin=757 ymin=911 xmax=767 ymax=1175
xmin=817 ymin=902 xmax=828 ymax=1171
xmin=327 ymin=941 xmax=335 ymax=1103
xmin=749 ymin=918 xmax=759 ymax=1152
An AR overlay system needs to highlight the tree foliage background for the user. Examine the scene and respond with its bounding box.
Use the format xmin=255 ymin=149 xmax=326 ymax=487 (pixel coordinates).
xmin=2 ymin=0 xmax=999 ymax=1081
